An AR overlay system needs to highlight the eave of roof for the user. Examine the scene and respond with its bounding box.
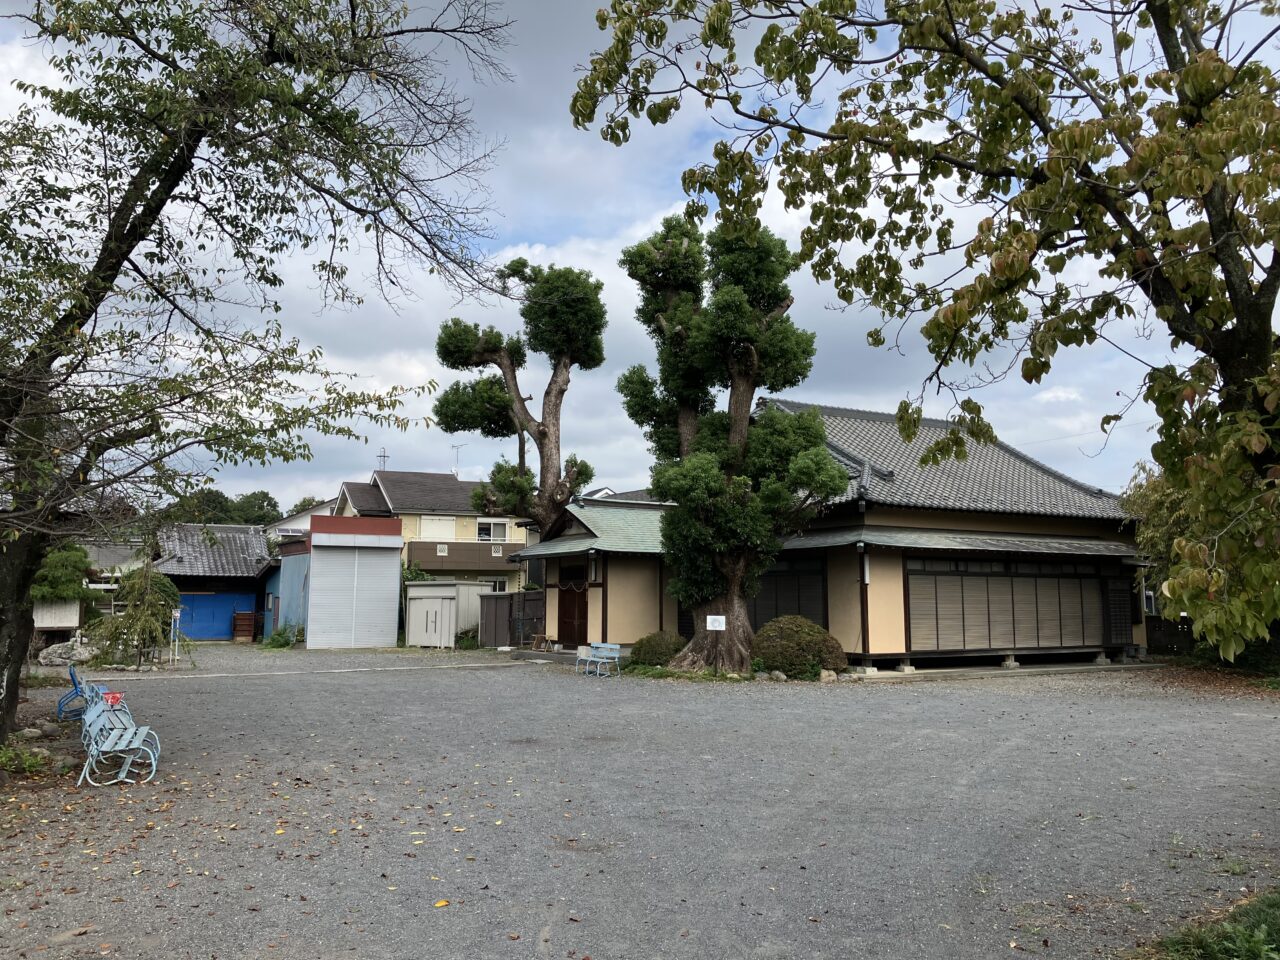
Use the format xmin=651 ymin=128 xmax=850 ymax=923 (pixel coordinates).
xmin=783 ymin=525 xmax=1136 ymax=557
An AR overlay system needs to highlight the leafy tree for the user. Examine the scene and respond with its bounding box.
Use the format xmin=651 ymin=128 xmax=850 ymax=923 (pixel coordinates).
xmin=618 ymin=216 xmax=846 ymax=673
xmin=433 ymin=258 xmax=607 ymax=530
xmin=29 ymin=544 xmax=97 ymax=605
xmin=574 ymin=2 xmax=1280 ymax=659
xmin=1121 ymin=463 xmax=1194 ymax=614
xmin=0 ymin=0 xmax=510 ymax=737
xmin=165 ymin=489 xmax=238 ymax=525
xmin=286 ymin=495 xmax=328 ymax=517
xmin=88 ymin=560 xmax=184 ymax=666
xmin=231 ymin=491 xmax=282 ymax=527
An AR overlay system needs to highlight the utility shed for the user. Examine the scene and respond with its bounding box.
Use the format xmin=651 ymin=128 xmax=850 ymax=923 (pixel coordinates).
xmin=405 ymin=580 xmax=488 ymax=648
xmin=305 ymin=515 xmax=403 ymax=649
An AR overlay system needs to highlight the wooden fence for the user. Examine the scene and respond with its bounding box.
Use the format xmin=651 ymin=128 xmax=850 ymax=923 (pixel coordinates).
xmin=478 ymin=590 xmax=546 ymax=648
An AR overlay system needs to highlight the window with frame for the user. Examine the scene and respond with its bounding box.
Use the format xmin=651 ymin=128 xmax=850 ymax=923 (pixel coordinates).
xmin=477 ymin=520 xmax=507 ymax=542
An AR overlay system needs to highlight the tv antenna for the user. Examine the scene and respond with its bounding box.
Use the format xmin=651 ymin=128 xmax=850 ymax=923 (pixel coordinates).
xmin=450 ymin=443 xmax=468 ymax=477
xmin=376 ymin=447 xmax=389 ymax=471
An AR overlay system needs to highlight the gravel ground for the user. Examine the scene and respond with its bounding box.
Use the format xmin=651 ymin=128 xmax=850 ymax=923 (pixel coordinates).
xmin=3 ymin=659 xmax=1278 ymax=960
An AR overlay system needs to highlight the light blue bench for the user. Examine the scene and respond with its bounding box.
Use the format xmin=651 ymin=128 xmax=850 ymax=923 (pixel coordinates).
xmin=57 ymin=665 xmax=105 ymax=721
xmin=78 ymin=686 xmax=160 ymax=786
xmin=575 ymin=642 xmax=622 ymax=677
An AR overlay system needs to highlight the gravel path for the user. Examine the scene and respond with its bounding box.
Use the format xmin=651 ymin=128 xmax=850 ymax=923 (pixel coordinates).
xmin=3 ymin=660 xmax=1278 ymax=959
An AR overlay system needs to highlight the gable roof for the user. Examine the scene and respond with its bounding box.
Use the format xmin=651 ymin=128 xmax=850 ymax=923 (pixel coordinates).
xmin=154 ymin=524 xmax=270 ymax=579
xmin=372 ymin=470 xmax=483 ymax=515
xmin=770 ymin=399 xmax=1126 ymax=521
xmin=513 ymin=500 xmax=665 ymax=559
xmin=338 ymin=480 xmax=392 ymax=516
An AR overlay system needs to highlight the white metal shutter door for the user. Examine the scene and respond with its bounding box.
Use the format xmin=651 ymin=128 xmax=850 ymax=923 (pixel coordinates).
xmin=418 ymin=515 xmax=454 ymax=539
xmin=307 ymin=547 xmax=356 ymax=648
xmin=352 ymin=548 xmax=400 ymax=648
xmin=908 ymin=575 xmax=938 ymax=651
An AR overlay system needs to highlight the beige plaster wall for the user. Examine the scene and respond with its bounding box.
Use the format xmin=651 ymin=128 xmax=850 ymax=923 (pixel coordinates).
xmin=866 ymin=550 xmax=908 ymax=655
xmin=606 ymin=556 xmax=664 ymax=645
xmin=455 ymin=515 xmax=478 ymax=540
xmin=544 ymin=559 xmax=560 ymax=635
xmin=826 ymin=548 xmax=863 ymax=653
xmin=587 ymin=585 xmax=603 ymax=645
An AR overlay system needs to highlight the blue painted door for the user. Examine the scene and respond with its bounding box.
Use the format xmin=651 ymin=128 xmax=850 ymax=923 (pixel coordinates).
xmin=180 ymin=592 xmax=256 ymax=640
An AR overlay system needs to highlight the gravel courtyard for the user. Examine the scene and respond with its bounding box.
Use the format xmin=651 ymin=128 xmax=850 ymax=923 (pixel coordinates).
xmin=3 ymin=649 xmax=1278 ymax=960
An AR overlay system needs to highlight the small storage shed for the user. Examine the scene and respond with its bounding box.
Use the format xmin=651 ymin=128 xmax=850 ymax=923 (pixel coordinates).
xmin=305 ymin=515 xmax=403 ymax=649
xmin=405 ymin=580 xmax=488 ymax=648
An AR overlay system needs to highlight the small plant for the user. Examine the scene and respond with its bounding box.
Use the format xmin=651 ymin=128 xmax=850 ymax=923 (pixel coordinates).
xmin=522 ymin=582 xmax=542 ymax=591
xmin=1153 ymin=889 xmax=1280 ymax=960
xmin=0 ymin=745 xmax=49 ymax=776
xmin=402 ymin=562 xmax=434 ymax=583
xmin=262 ymin=625 xmax=296 ymax=649
xmin=455 ymin=627 xmax=480 ymax=650
xmin=628 ymin=631 xmax=686 ymax=667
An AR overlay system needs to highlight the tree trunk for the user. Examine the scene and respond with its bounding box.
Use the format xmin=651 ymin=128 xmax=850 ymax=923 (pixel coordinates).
xmin=668 ymin=584 xmax=754 ymax=674
xmin=0 ymin=532 xmax=45 ymax=740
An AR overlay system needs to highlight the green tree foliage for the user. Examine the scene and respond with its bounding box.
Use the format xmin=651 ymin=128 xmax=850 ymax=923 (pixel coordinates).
xmin=29 ymin=544 xmax=97 ymax=604
xmin=0 ymin=0 xmax=510 ymax=738
xmin=228 ymin=491 xmax=282 ymax=527
xmin=574 ymin=1 xmax=1280 ymax=659
xmin=166 ymin=489 xmax=282 ymax=525
xmin=1122 ymin=463 xmax=1194 ymax=613
xmin=433 ymin=258 xmax=606 ymax=530
xmin=618 ymin=217 xmax=847 ymax=673
xmin=286 ymin=496 xmax=327 ymax=517
xmin=89 ymin=560 xmax=184 ymax=666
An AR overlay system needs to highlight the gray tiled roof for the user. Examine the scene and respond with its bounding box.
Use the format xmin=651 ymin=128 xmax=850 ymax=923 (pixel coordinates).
xmin=339 ymin=480 xmax=392 ymax=516
xmin=771 ymin=399 xmax=1127 ymax=521
xmin=600 ymin=488 xmax=660 ymax=503
xmin=512 ymin=501 xmax=665 ymax=559
xmin=155 ymin=524 xmax=270 ymax=579
xmin=373 ymin=470 xmax=484 ymax=515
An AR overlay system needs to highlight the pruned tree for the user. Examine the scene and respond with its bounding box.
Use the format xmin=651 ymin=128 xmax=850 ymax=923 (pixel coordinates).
xmin=573 ymin=0 xmax=1280 ymax=659
xmin=0 ymin=0 xmax=511 ymax=737
xmin=287 ymin=495 xmax=328 ymax=517
xmin=618 ymin=216 xmax=847 ymax=674
xmin=433 ymin=257 xmax=607 ymax=530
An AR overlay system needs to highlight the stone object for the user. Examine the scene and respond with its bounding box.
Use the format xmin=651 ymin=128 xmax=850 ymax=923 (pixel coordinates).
xmin=19 ymin=727 xmax=43 ymax=740
xmin=37 ymin=641 xmax=94 ymax=667
xmin=895 ymin=662 xmax=916 ymax=674
xmin=725 ymin=672 xmax=741 ymax=680
xmin=838 ymin=672 xmax=860 ymax=681
xmin=40 ymin=723 xmax=61 ymax=738
xmin=819 ymin=669 xmax=838 ymax=683
xmin=1001 ymin=655 xmax=1020 ymax=669
xmin=1093 ymin=653 xmax=1111 ymax=665
xmin=854 ymin=665 xmax=879 ymax=676
xmin=754 ymin=672 xmax=771 ymax=681
xmin=769 ymin=670 xmax=787 ymax=682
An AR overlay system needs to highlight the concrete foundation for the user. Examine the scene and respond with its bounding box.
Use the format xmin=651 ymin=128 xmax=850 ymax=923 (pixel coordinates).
xmin=1094 ymin=653 xmax=1112 ymax=665
xmin=1001 ymin=655 xmax=1020 ymax=669
xmin=895 ymin=660 xmax=916 ymax=674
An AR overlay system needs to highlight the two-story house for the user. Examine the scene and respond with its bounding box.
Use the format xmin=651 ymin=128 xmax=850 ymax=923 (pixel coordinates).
xmin=334 ymin=470 xmax=529 ymax=590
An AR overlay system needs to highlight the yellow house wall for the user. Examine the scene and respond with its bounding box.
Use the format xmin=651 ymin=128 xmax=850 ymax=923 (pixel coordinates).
xmin=605 ymin=556 xmax=664 ymax=645
xmin=587 ymin=585 xmax=603 ymax=644
xmin=544 ymin=559 xmax=559 ymax=636
xmin=825 ymin=548 xmax=863 ymax=653
xmin=866 ymin=550 xmax=908 ymax=655
xmin=455 ymin=515 xmax=478 ymax=540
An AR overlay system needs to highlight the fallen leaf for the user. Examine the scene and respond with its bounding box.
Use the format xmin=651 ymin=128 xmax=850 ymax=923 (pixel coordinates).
xmin=434 ymin=899 xmax=450 ymax=908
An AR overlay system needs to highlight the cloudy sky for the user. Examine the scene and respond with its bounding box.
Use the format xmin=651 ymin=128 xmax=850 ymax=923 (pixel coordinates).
xmin=1 ymin=3 xmax=1176 ymax=513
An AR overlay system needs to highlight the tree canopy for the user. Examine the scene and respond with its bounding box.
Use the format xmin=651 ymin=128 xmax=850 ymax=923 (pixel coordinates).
xmin=574 ymin=0 xmax=1280 ymax=658
xmin=29 ymin=544 xmax=97 ymax=605
xmin=286 ymin=495 xmax=329 ymax=517
xmin=619 ymin=216 xmax=846 ymax=673
xmin=165 ymin=489 xmax=282 ymax=526
xmin=433 ymin=257 xmax=607 ymax=530
xmin=0 ymin=0 xmax=510 ymax=737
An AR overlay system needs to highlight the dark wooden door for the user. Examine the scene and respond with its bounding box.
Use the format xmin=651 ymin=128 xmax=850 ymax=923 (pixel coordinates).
xmin=558 ymin=586 xmax=588 ymax=648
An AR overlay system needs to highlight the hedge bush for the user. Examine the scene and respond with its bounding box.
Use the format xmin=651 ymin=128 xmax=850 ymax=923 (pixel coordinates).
xmin=751 ymin=616 xmax=847 ymax=679
xmin=455 ymin=627 xmax=480 ymax=650
xmin=628 ymin=631 xmax=687 ymax=667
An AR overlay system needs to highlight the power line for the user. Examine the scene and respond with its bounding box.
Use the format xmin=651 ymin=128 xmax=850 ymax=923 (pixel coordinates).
xmin=1012 ymin=418 xmax=1160 ymax=447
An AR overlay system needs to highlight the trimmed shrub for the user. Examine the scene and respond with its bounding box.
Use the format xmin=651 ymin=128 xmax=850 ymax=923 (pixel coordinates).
xmin=628 ymin=631 xmax=687 ymax=667
xmin=263 ymin=626 xmax=295 ymax=649
xmin=751 ymin=616 xmax=847 ymax=680
xmin=455 ymin=627 xmax=480 ymax=650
